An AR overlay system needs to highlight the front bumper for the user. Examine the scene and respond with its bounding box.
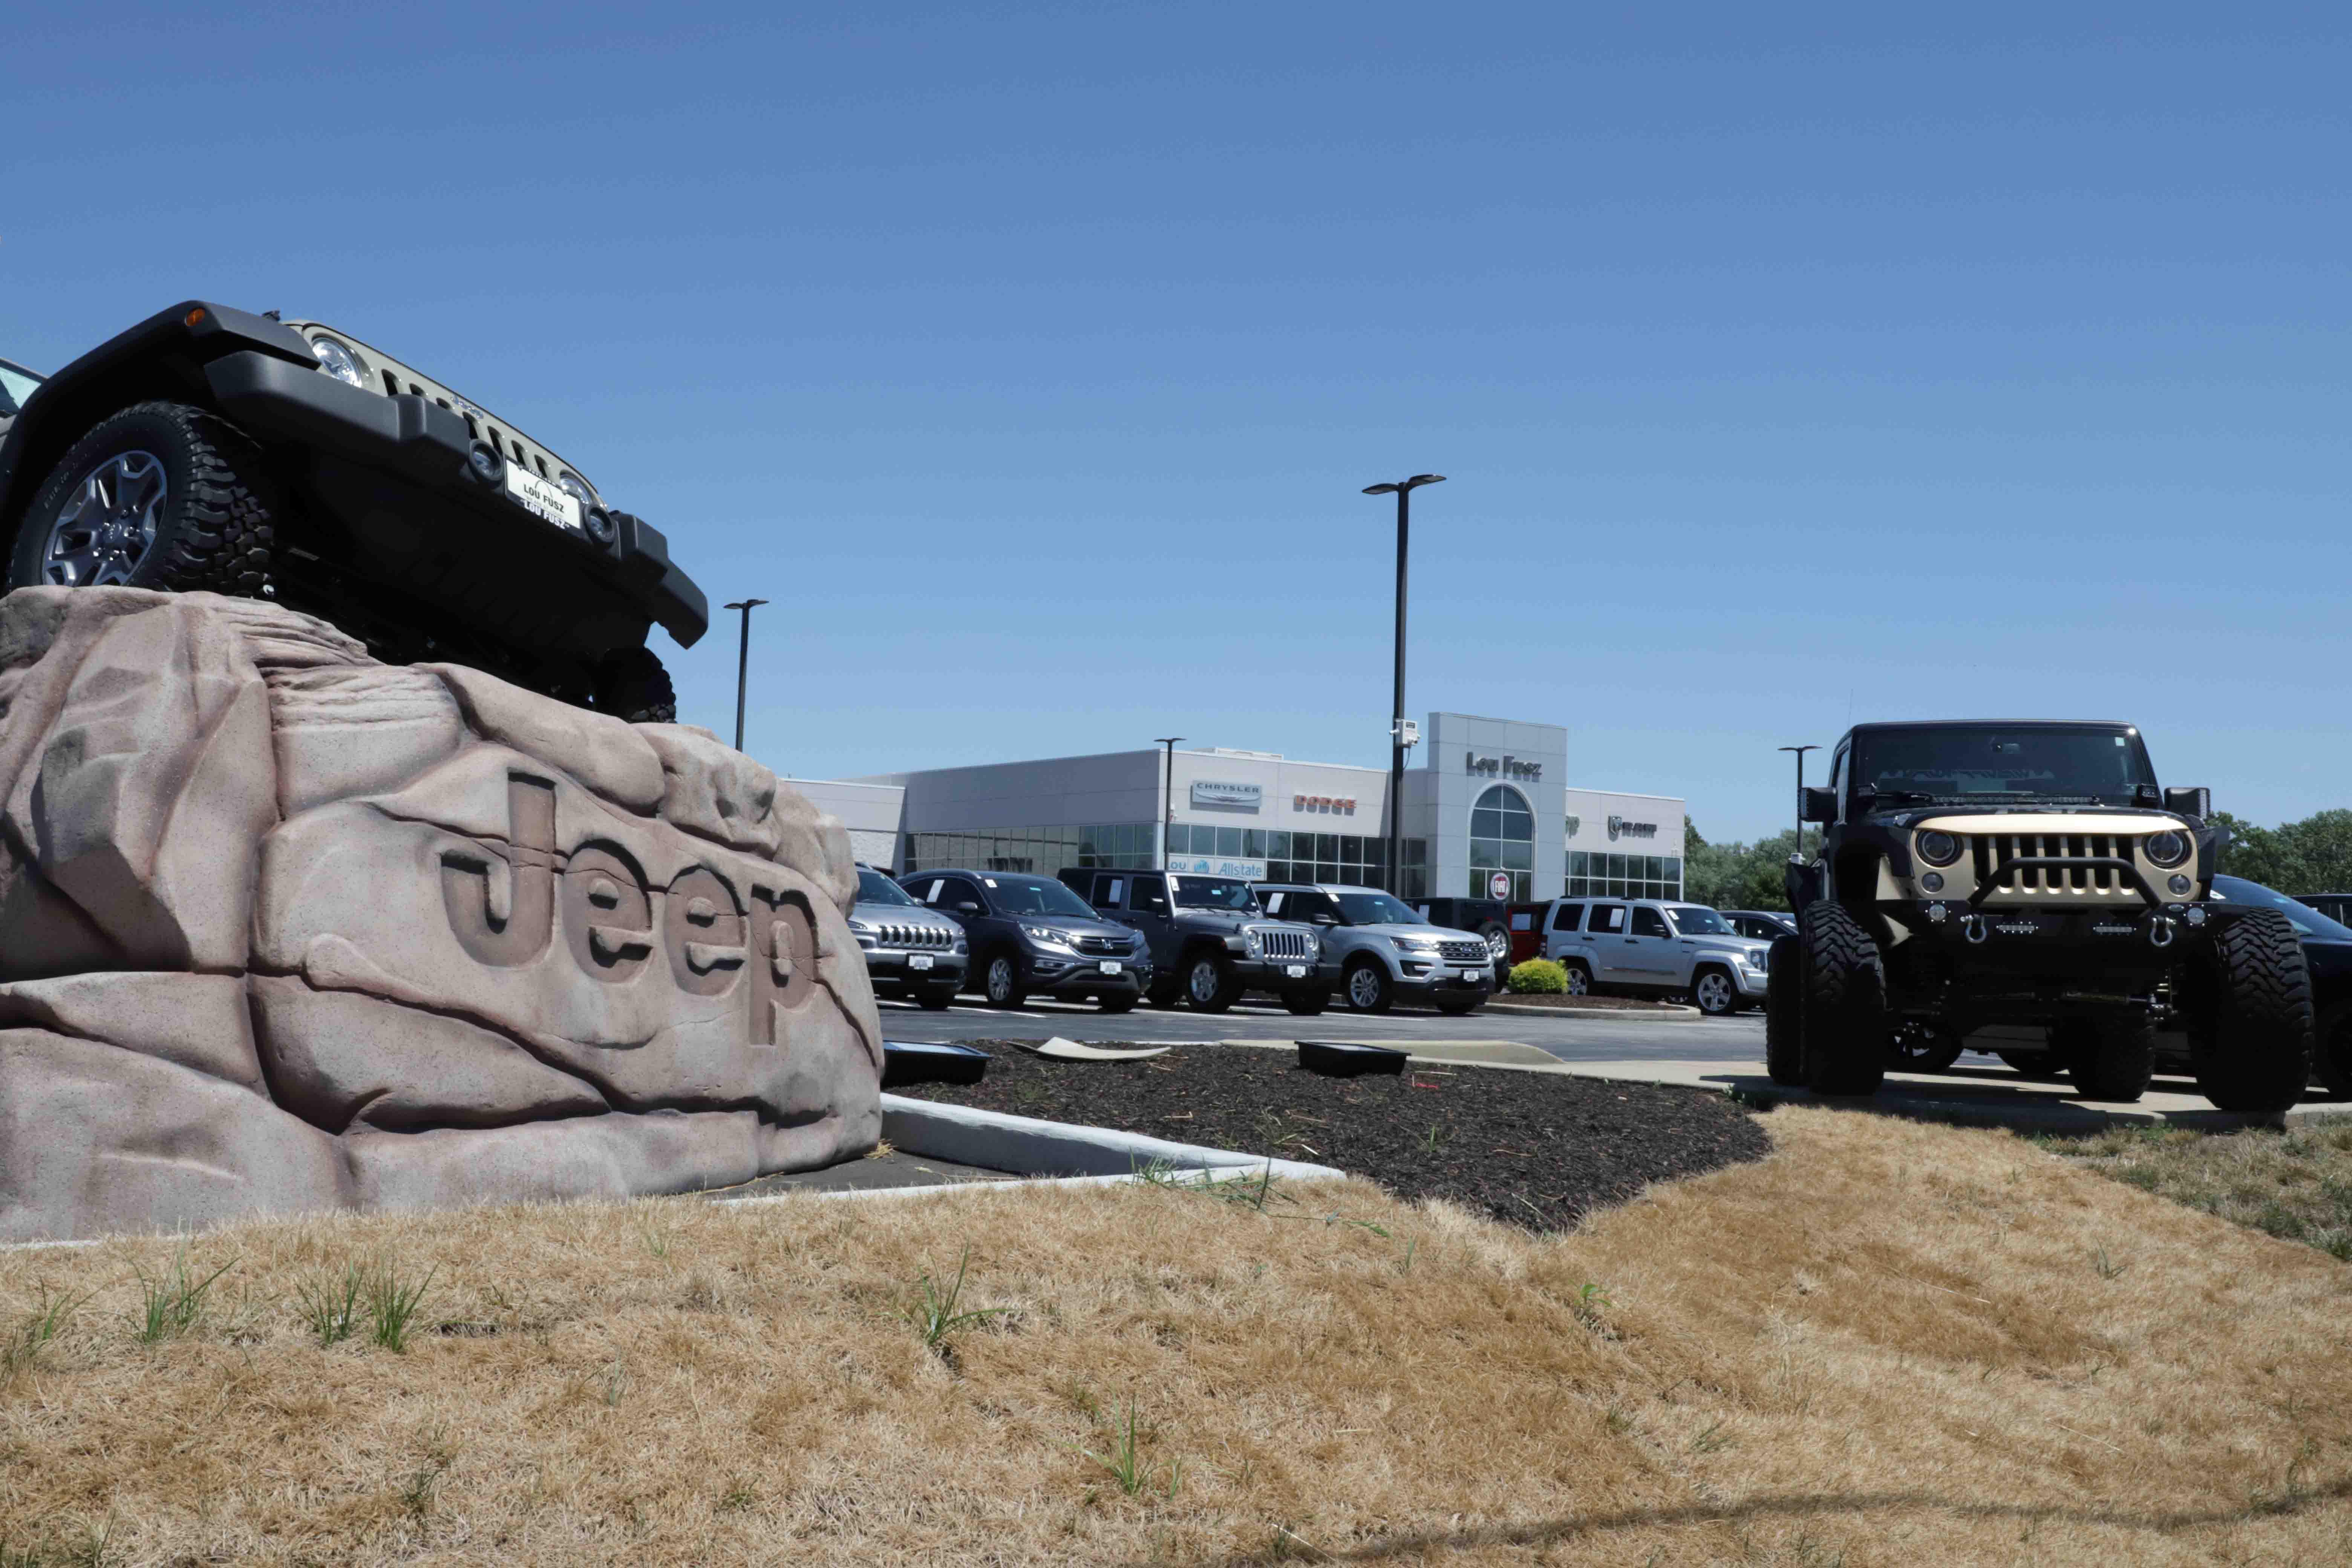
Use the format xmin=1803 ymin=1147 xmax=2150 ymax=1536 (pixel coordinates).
xmin=202 ymin=349 xmax=709 ymax=651
xmin=1233 ymin=956 xmax=1323 ymax=988
xmin=1393 ymin=956 xmax=1498 ymax=996
xmin=1732 ymin=963 xmax=1773 ymax=998
xmin=864 ymin=947 xmax=968 ymax=987
xmin=1025 ymin=952 xmax=1151 ymax=996
xmin=1881 ymin=898 xmax=2215 ymax=965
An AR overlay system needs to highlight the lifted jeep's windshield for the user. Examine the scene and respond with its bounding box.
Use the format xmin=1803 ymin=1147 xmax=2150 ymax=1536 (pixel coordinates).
xmin=1852 ymin=725 xmax=2157 ymax=806
xmin=1171 ymin=876 xmax=1258 ymax=911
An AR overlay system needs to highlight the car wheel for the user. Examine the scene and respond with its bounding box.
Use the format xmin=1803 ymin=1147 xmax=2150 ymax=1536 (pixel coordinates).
xmin=914 ymin=982 xmax=959 ymax=1011
xmin=2069 ymin=1013 xmax=2155 ymax=1102
xmin=2195 ymin=909 xmax=2314 ymax=1113
xmin=1798 ymin=901 xmax=1886 ymax=1097
xmin=1283 ymin=987 xmax=1328 ymax=1016
xmin=1343 ymin=959 xmax=1393 ymax=1014
xmin=11 ymin=401 xmax=276 ymax=595
xmin=1562 ymin=960 xmax=1592 ymax=997
xmin=983 ymin=953 xmax=1027 ymax=1009
xmin=1691 ymin=967 xmax=1739 ymax=1017
xmin=591 ymin=646 xmax=677 ymax=724
xmin=1184 ymin=952 xmax=1241 ymax=1013
xmin=1764 ymin=936 xmax=1803 ymax=1085
xmin=2317 ymin=1001 xmax=2352 ymax=1098
xmin=1478 ymin=922 xmax=1510 ymax=965
xmin=1885 ymin=1020 xmax=1964 ymax=1073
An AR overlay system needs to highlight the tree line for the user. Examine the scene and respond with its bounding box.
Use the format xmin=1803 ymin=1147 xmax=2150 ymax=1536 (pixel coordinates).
xmin=1683 ymin=810 xmax=2352 ymax=910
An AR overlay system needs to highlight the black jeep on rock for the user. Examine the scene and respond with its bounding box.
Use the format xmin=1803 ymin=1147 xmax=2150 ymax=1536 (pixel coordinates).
xmin=1767 ymin=720 xmax=2312 ymax=1112
xmin=0 ymin=303 xmax=706 ymax=718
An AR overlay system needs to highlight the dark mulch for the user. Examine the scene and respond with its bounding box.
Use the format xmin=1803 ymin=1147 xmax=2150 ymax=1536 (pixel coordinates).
xmin=897 ymin=1041 xmax=1769 ymax=1233
xmin=1489 ymin=992 xmax=1686 ymax=1011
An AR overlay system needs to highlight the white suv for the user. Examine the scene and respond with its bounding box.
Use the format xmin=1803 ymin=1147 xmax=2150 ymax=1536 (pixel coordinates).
xmin=1541 ymin=898 xmax=1771 ymax=1016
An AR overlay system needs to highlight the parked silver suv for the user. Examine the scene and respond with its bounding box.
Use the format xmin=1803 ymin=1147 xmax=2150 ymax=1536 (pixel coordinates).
xmin=1540 ymin=897 xmax=1770 ymax=1015
xmin=850 ymin=865 xmax=966 ymax=1010
xmin=1255 ymin=883 xmax=1495 ymax=1015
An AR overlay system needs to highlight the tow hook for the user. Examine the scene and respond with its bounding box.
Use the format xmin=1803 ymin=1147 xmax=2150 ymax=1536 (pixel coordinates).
xmin=2148 ymin=915 xmax=2176 ymax=949
xmin=1961 ymin=914 xmax=1989 ymax=945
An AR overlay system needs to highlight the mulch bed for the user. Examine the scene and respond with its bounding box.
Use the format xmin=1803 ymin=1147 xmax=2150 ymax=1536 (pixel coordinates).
xmin=1488 ymin=992 xmax=1687 ymax=1011
xmin=897 ymin=1041 xmax=1769 ymax=1233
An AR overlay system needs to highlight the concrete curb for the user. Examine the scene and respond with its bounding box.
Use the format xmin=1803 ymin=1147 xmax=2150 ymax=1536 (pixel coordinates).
xmin=870 ymin=1094 xmax=1346 ymax=1184
xmin=1481 ymin=1000 xmax=1703 ymax=1022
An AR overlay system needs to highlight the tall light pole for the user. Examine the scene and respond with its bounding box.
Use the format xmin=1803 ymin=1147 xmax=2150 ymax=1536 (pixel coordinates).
xmin=1154 ymin=737 xmax=1185 ymax=869
xmin=1363 ymin=474 xmax=1444 ymax=895
xmin=723 ymin=598 xmax=768 ymax=753
xmin=1778 ymin=744 xmax=1819 ymax=859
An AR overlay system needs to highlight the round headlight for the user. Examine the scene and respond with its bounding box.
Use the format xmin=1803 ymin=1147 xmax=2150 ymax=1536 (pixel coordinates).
xmin=2145 ymin=831 xmax=2190 ymax=868
xmin=1916 ymin=830 xmax=1962 ymax=867
xmin=308 ymin=335 xmax=370 ymax=389
xmin=557 ymin=472 xmax=596 ymax=511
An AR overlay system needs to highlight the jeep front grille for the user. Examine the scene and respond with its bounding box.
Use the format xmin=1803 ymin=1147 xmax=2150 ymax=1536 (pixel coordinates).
xmin=872 ymin=923 xmax=954 ymax=949
xmin=1254 ymin=928 xmax=1316 ymax=962
xmin=1969 ymin=834 xmax=2139 ymax=896
xmin=1437 ymin=939 xmax=1490 ymax=963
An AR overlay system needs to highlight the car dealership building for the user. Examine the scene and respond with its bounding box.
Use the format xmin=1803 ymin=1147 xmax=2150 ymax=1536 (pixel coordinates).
xmin=791 ymin=711 xmax=1686 ymax=905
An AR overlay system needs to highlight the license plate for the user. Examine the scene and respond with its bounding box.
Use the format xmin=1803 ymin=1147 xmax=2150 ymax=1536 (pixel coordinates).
xmin=1461 ymin=968 xmax=1486 ymax=982
xmin=504 ymin=464 xmax=583 ymax=532
xmin=1099 ymin=960 xmax=1122 ymax=975
xmin=1285 ymin=964 xmax=1308 ymax=978
xmin=907 ymin=954 xmax=933 ymax=971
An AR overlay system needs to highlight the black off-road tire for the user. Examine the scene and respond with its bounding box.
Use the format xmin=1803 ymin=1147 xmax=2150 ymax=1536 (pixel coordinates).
xmin=1764 ymin=934 xmax=1804 ymax=1086
xmin=1283 ymin=987 xmax=1329 ymax=1016
xmin=1799 ymin=901 xmax=1886 ymax=1097
xmin=2317 ymin=1001 xmax=2352 ymax=1099
xmin=1098 ymin=993 xmax=1139 ymax=1014
xmin=1145 ymin=977 xmax=1182 ymax=1009
xmin=11 ymin=401 xmax=275 ymax=595
xmin=1886 ymin=1022 xmax=1965 ymax=1074
xmin=2067 ymin=1014 xmax=2156 ymax=1103
xmin=593 ymin=646 xmax=677 ymax=725
xmin=2194 ymin=908 xmax=2314 ymax=1113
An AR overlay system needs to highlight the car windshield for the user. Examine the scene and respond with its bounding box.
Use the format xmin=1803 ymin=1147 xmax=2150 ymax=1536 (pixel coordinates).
xmin=1334 ymin=891 xmax=1424 ymax=926
xmin=0 ymin=361 xmax=40 ymax=416
xmin=2210 ymin=876 xmax=2352 ymax=942
xmin=1852 ymin=725 xmax=2157 ymax=805
xmin=857 ymin=869 xmax=914 ymax=906
xmin=986 ymin=876 xmax=1099 ymax=918
xmin=1172 ymin=876 xmax=1257 ymax=911
xmin=1666 ymin=906 xmax=1731 ymax=936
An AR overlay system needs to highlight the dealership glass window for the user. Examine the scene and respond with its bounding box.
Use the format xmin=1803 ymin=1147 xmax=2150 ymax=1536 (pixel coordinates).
xmin=904 ymin=823 xmax=1154 ymax=878
xmin=1468 ymin=784 xmax=1536 ymax=901
xmin=1565 ymin=849 xmax=1684 ymax=901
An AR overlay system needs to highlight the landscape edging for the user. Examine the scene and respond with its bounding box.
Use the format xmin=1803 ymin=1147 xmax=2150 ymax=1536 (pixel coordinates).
xmin=1481 ymin=1000 xmax=1703 ymax=1020
xmin=877 ymin=1093 xmax=1349 ymax=1183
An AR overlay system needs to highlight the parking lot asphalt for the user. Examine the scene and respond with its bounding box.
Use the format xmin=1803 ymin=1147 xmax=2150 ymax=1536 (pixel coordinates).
xmin=875 ymin=993 xmax=1770 ymax=1063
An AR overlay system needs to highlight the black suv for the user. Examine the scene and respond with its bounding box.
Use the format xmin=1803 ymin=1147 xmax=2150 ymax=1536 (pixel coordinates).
xmin=0 ymin=303 xmax=706 ymax=718
xmin=1058 ymin=868 xmax=1326 ymax=1014
xmin=897 ymin=868 xmax=1150 ymax=1011
xmin=1773 ymin=720 xmax=2311 ymax=1111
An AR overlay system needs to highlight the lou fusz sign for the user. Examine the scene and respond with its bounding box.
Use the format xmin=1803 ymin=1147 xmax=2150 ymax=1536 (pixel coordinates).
xmin=1465 ymin=752 xmax=1542 ymax=781
xmin=1190 ymin=779 xmax=1262 ymax=810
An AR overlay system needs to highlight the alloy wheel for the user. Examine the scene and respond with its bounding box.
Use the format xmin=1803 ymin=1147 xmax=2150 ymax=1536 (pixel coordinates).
xmin=44 ymin=450 xmax=167 ymax=586
xmin=1695 ymin=972 xmax=1733 ymax=1014
xmin=1348 ymin=967 xmax=1381 ymax=1008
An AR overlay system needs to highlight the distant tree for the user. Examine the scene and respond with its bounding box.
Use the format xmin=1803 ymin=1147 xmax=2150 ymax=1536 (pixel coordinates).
xmin=2217 ymin=808 xmax=2352 ymax=894
xmin=1682 ymin=824 xmax=1822 ymax=910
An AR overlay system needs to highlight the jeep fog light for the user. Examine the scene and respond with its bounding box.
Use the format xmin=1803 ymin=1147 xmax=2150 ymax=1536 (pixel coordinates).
xmin=1920 ymin=871 xmax=1944 ymax=893
xmin=2168 ymin=874 xmax=2193 ymax=895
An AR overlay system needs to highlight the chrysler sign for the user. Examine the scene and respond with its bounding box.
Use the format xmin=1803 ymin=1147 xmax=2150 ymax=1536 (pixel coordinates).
xmin=1190 ymin=779 xmax=1262 ymax=811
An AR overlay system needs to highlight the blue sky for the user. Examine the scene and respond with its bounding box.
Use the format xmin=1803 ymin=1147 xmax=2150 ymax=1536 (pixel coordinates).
xmin=6 ymin=3 xmax=2346 ymax=842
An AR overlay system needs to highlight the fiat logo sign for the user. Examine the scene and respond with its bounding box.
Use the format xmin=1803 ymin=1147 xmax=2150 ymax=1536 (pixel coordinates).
xmin=1488 ymin=871 xmax=1511 ymax=899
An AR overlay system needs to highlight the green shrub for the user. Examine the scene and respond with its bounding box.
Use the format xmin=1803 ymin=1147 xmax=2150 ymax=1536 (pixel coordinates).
xmin=1507 ymin=959 xmax=1569 ymax=995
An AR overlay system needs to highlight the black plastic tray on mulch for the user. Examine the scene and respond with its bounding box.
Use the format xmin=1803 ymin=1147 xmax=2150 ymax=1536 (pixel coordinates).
xmin=894 ymin=1040 xmax=1767 ymax=1233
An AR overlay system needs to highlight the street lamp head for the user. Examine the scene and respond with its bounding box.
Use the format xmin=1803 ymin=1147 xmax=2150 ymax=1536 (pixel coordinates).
xmin=1778 ymin=744 xmax=1819 ymax=755
xmin=1403 ymin=473 xmax=1446 ymax=490
xmin=723 ymin=598 xmax=769 ymax=612
xmin=1361 ymin=483 xmax=1398 ymax=495
xmin=1154 ymin=736 xmax=1185 ymax=746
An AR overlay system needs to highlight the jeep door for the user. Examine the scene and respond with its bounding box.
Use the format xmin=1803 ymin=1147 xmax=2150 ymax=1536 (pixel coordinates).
xmin=1620 ymin=904 xmax=1684 ymax=988
xmin=1122 ymin=873 xmax=1178 ymax=968
xmin=1582 ymin=902 xmax=1634 ymax=983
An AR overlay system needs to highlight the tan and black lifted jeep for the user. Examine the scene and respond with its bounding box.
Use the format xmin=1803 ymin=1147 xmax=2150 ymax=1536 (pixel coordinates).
xmin=0 ymin=303 xmax=707 ymax=718
xmin=1769 ymin=720 xmax=2312 ymax=1112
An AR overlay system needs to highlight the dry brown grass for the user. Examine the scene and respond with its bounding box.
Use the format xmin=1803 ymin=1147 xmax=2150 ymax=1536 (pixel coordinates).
xmin=2044 ymin=1113 xmax=2352 ymax=1261
xmin=3 ymin=1107 xmax=2351 ymax=1565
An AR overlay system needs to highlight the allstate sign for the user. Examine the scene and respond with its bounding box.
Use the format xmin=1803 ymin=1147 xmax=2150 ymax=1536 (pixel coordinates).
xmin=1170 ymin=855 xmax=1268 ymax=881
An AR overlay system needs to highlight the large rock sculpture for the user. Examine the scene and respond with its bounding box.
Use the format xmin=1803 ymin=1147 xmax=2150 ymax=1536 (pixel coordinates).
xmin=0 ymin=588 xmax=881 ymax=1241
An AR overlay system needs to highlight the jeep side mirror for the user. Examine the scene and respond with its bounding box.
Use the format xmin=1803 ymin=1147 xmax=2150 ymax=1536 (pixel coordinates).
xmin=954 ymin=900 xmax=983 ymax=915
xmin=1800 ymin=786 xmax=1838 ymax=825
xmin=2164 ymin=786 xmax=2211 ymax=820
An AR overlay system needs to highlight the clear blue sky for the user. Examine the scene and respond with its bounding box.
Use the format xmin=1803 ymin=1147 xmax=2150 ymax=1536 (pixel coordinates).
xmin=7 ymin=4 xmax=2346 ymax=842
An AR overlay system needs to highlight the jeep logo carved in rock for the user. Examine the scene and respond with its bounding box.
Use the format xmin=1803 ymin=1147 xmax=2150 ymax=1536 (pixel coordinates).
xmin=438 ymin=771 xmax=817 ymax=1042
